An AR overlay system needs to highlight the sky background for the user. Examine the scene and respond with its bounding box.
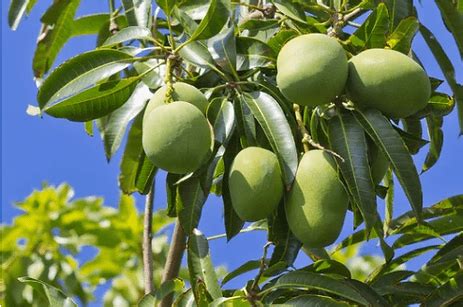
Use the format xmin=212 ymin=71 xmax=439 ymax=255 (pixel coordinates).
xmin=2 ymin=0 xmax=463 ymax=305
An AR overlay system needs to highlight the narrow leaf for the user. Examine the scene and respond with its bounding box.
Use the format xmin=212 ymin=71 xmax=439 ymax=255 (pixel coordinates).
xmin=187 ymin=0 xmax=231 ymax=42
xmin=221 ymin=260 xmax=261 ymax=286
xmin=422 ymin=115 xmax=443 ymax=173
xmin=72 ymin=14 xmax=110 ymax=37
xmin=387 ymin=17 xmax=419 ymax=54
xmin=18 ymin=277 xmax=77 ymax=307
xmin=102 ymin=26 xmax=154 ymax=46
xmin=176 ymin=178 xmax=207 ymax=234
xmin=350 ymin=3 xmax=390 ymax=49
xmin=8 ymin=0 xmax=29 ymax=30
xmin=435 ymin=0 xmax=463 ymax=60
xmin=424 ymin=273 xmax=463 ymax=307
xmin=122 ymin=0 xmax=151 ymax=28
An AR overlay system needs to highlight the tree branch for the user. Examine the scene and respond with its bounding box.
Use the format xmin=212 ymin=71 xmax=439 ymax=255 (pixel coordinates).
xmin=159 ymin=220 xmax=186 ymax=307
xmin=143 ymin=182 xmax=155 ymax=294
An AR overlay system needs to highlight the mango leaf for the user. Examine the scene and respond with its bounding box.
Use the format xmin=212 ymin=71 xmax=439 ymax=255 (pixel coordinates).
xmin=344 ymin=279 xmax=389 ymax=306
xmin=101 ymin=82 xmax=151 ymax=160
xmin=354 ymin=109 xmax=422 ymax=217
xmin=176 ymin=178 xmax=207 ymax=234
xmin=176 ymin=0 xmax=211 ymax=20
xmin=302 ymin=259 xmax=351 ymax=279
xmin=44 ymin=77 xmax=139 ymax=122
xmin=72 ymin=14 xmax=110 ymax=37
xmin=387 ymin=17 xmax=419 ymax=54
xmin=383 ymin=0 xmax=414 ymax=27
xmin=236 ymin=37 xmax=276 ymax=70
xmin=242 ymin=91 xmax=298 ymax=188
xmin=33 ymin=0 xmax=81 ymax=77
xmin=37 ymin=49 xmax=134 ymax=108
xmin=135 ymin=155 xmax=157 ymax=195
xmin=272 ymin=0 xmax=307 ymax=24
xmin=122 ymin=0 xmax=151 ymax=28
xmin=188 ymin=229 xmax=222 ymax=302
xmin=221 ymin=260 xmax=261 ymax=286
xmin=397 ymin=119 xmax=427 ymax=154
xmin=423 ymin=273 xmax=463 ymax=307
xmin=435 ymin=0 xmax=463 ymax=60
xmin=18 ymin=277 xmax=77 ymax=307
xmin=178 ymin=39 xmax=216 ymax=70
xmin=187 ymin=0 xmax=231 ymax=42
xmin=235 ymin=94 xmax=257 ymax=147
xmin=329 ymin=111 xmax=377 ymax=235
xmin=210 ymin=297 xmax=248 ymax=306
xmin=350 ymin=3 xmax=389 ymax=49
xmin=207 ymin=26 xmax=237 ymax=75
xmin=283 ymin=294 xmax=350 ymax=306
xmin=260 ymin=271 xmax=370 ymax=305
xmin=208 ymin=98 xmax=236 ymax=145
xmin=422 ymin=115 xmax=443 ymax=173
xmin=8 ymin=0 xmax=32 ymax=30
xmin=102 ymin=26 xmax=154 ymax=47
xmin=157 ymin=0 xmax=176 ymax=15
xmin=267 ymin=29 xmax=298 ymax=54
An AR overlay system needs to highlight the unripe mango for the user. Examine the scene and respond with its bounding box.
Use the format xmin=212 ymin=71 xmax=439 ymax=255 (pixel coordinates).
xmin=142 ymin=101 xmax=212 ymax=174
xmin=144 ymin=82 xmax=208 ymax=123
xmin=347 ymin=49 xmax=431 ymax=118
xmin=276 ymin=33 xmax=348 ymax=107
xmin=286 ymin=150 xmax=348 ymax=247
xmin=229 ymin=147 xmax=283 ymax=222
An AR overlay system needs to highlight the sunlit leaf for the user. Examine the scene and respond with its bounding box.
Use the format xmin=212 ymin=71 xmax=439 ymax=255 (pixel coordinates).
xmin=102 ymin=26 xmax=154 ymax=47
xmin=350 ymin=3 xmax=389 ymax=49
xmin=221 ymin=260 xmax=260 ymax=286
xmin=387 ymin=17 xmax=419 ymax=53
xmin=187 ymin=0 xmax=231 ymax=42
xmin=72 ymin=13 xmax=109 ymax=37
xmin=236 ymin=37 xmax=276 ymax=70
xmin=18 ymin=277 xmax=77 ymax=307
xmin=122 ymin=0 xmax=151 ymax=28
xmin=207 ymin=26 xmax=237 ymax=75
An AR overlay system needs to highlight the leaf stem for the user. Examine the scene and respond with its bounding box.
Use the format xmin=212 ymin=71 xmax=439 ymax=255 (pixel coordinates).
xmin=142 ymin=182 xmax=155 ymax=294
xmin=293 ymin=104 xmax=311 ymax=153
xmin=250 ymin=242 xmax=272 ymax=292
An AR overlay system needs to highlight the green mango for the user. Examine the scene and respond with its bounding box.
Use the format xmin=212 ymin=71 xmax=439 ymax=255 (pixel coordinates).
xmin=286 ymin=150 xmax=348 ymax=247
xmin=347 ymin=48 xmax=431 ymax=118
xmin=142 ymin=101 xmax=212 ymax=174
xmin=229 ymin=147 xmax=284 ymax=221
xmin=276 ymin=33 xmax=348 ymax=107
xmin=144 ymin=82 xmax=209 ymax=123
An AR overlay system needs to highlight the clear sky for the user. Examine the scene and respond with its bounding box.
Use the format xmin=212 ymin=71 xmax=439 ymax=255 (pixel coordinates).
xmin=2 ymin=0 xmax=462 ymax=306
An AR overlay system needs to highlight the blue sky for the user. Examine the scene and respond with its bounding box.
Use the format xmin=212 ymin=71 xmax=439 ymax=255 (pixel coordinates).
xmin=2 ymin=0 xmax=462 ymax=305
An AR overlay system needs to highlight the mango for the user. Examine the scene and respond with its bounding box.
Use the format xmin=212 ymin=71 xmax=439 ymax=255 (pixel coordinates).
xmin=286 ymin=150 xmax=348 ymax=247
xmin=347 ymin=48 xmax=431 ymax=118
xmin=229 ymin=147 xmax=283 ymax=221
xmin=144 ymin=82 xmax=208 ymax=122
xmin=142 ymin=101 xmax=212 ymax=174
xmin=276 ymin=33 xmax=348 ymax=107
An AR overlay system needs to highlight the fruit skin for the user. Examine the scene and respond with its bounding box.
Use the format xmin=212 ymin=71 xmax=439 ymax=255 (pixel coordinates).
xmin=286 ymin=150 xmax=348 ymax=247
xmin=142 ymin=101 xmax=212 ymax=174
xmin=229 ymin=147 xmax=284 ymax=222
xmin=144 ymin=82 xmax=208 ymax=122
xmin=347 ymin=48 xmax=431 ymax=118
xmin=276 ymin=33 xmax=348 ymax=107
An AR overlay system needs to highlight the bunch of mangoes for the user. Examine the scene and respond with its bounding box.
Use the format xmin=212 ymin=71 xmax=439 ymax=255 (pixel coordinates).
xmin=141 ymin=33 xmax=431 ymax=248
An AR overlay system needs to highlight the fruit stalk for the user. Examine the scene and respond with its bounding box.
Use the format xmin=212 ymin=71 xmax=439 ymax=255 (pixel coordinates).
xmin=293 ymin=104 xmax=311 ymax=153
xmin=142 ymin=183 xmax=155 ymax=294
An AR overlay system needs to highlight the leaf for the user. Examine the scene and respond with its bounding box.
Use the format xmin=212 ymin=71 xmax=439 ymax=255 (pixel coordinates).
xmin=242 ymin=91 xmax=298 ymax=188
xmin=267 ymin=29 xmax=298 ymax=53
xmin=383 ymin=0 xmax=414 ymax=27
xmin=235 ymin=95 xmax=257 ymax=147
xmin=187 ymin=0 xmax=231 ymax=42
xmin=328 ymin=111 xmax=378 ymax=235
xmin=135 ymin=155 xmax=157 ymax=195
xmin=102 ymin=26 xmax=154 ymax=46
xmin=32 ymin=0 xmax=81 ymax=77
xmin=283 ymin=294 xmax=350 ymax=306
xmin=260 ymin=271 xmax=370 ymax=305
xmin=435 ymin=0 xmax=463 ymax=60
xmin=353 ymin=109 xmax=422 ymax=217
xmin=157 ymin=0 xmax=176 ymax=15
xmin=44 ymin=77 xmax=139 ymax=122
xmin=188 ymin=229 xmax=222 ymax=302
xmin=101 ymin=82 xmax=151 ymax=160
xmin=178 ymin=40 xmax=216 ymax=69
xmin=72 ymin=14 xmax=110 ymax=37
xmin=210 ymin=296 xmax=248 ymax=306
xmin=208 ymin=98 xmax=236 ymax=145
xmin=400 ymin=117 xmax=425 ymax=154
xmin=272 ymin=0 xmax=307 ymax=23
xmin=424 ymin=273 xmax=463 ymax=307
xmin=18 ymin=277 xmax=77 ymax=307
xmin=344 ymin=279 xmax=389 ymax=306
xmin=207 ymin=26 xmax=237 ymax=75
xmin=387 ymin=17 xmax=419 ymax=54
xmin=302 ymin=259 xmax=352 ymax=279
xmin=133 ymin=59 xmax=165 ymax=89
xmin=37 ymin=49 xmax=134 ymax=108
xmin=176 ymin=178 xmax=207 ymax=234
xmin=122 ymin=0 xmax=151 ymax=28
xmin=221 ymin=260 xmax=261 ymax=286
xmin=236 ymin=37 xmax=276 ymax=70
xmin=350 ymin=3 xmax=389 ymax=49
xmin=422 ymin=115 xmax=443 ymax=173
xmin=8 ymin=0 xmax=30 ymax=30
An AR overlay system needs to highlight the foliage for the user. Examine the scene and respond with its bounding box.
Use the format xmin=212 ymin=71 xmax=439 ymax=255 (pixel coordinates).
xmin=7 ymin=0 xmax=463 ymax=305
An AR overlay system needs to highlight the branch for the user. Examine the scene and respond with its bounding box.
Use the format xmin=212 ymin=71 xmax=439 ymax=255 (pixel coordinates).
xmin=159 ymin=220 xmax=187 ymax=307
xmin=142 ymin=182 xmax=155 ymax=294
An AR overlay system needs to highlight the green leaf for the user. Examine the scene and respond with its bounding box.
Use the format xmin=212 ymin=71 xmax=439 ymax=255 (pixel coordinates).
xmin=208 ymin=98 xmax=236 ymax=145
xmin=100 ymin=82 xmax=151 ymax=160
xmin=350 ymin=3 xmax=389 ymax=49
xmin=387 ymin=17 xmax=419 ymax=54
xmin=267 ymin=29 xmax=298 ymax=54
xmin=178 ymin=39 xmax=216 ymax=70
xmin=272 ymin=0 xmax=307 ymax=23
xmin=302 ymin=259 xmax=352 ymax=279
xmin=353 ymin=109 xmax=422 ymax=217
xmin=207 ymin=26 xmax=237 ymax=75
xmin=18 ymin=277 xmax=77 ymax=307
xmin=400 ymin=117 xmax=425 ymax=154
xmin=236 ymin=37 xmax=276 ymax=70
xmin=328 ymin=111 xmax=377 ymax=235
xmin=188 ymin=229 xmax=222 ymax=302
xmin=260 ymin=271 xmax=370 ymax=305
xmin=435 ymin=0 xmax=463 ymax=60
xmin=282 ymin=294 xmax=350 ymax=306
xmin=383 ymin=0 xmax=414 ymax=28
xmin=344 ymin=279 xmax=389 ymax=306
xmin=242 ymin=91 xmax=298 ymax=188
xmin=424 ymin=273 xmax=463 ymax=307
xmin=102 ymin=26 xmax=154 ymax=46
xmin=37 ymin=49 xmax=134 ymax=108
xmin=122 ymin=0 xmax=151 ymax=28
xmin=72 ymin=14 xmax=110 ymax=37
xmin=221 ymin=260 xmax=261 ymax=286
xmin=422 ymin=115 xmax=443 ymax=173
xmin=44 ymin=77 xmax=139 ymax=122
xmin=187 ymin=0 xmax=231 ymax=42
xmin=133 ymin=59 xmax=165 ymax=89
xmin=176 ymin=178 xmax=207 ymax=234
xmin=210 ymin=296 xmax=249 ymax=307
xmin=235 ymin=94 xmax=257 ymax=147
xmin=8 ymin=0 xmax=30 ymax=30
xmin=157 ymin=0 xmax=176 ymax=15
xmin=135 ymin=154 xmax=157 ymax=195
xmin=32 ymin=0 xmax=81 ymax=77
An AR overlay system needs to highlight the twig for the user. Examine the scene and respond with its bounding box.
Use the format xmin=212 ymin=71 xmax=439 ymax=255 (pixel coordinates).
xmin=142 ymin=182 xmax=155 ymax=294
xmin=159 ymin=220 xmax=187 ymax=307
xmin=250 ymin=242 xmax=272 ymax=291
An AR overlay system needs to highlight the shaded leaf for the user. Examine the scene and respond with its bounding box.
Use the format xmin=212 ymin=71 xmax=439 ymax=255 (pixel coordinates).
xmin=208 ymin=98 xmax=236 ymax=145
xmin=177 ymin=178 xmax=207 ymax=234
xmin=400 ymin=117 xmax=425 ymax=154
xmin=72 ymin=14 xmax=110 ymax=37
xmin=221 ymin=260 xmax=261 ymax=286
xmin=157 ymin=0 xmax=176 ymax=15
xmin=207 ymin=26 xmax=237 ymax=75
xmin=18 ymin=277 xmax=77 ymax=307
xmin=178 ymin=39 xmax=216 ymax=69
xmin=282 ymin=294 xmax=350 ymax=306
xmin=267 ymin=29 xmax=298 ymax=54
xmin=135 ymin=155 xmax=157 ymax=195
xmin=187 ymin=0 xmax=231 ymax=42
xmin=422 ymin=115 xmax=443 ymax=173
xmin=423 ymin=273 xmax=463 ymax=307
xmin=435 ymin=0 xmax=463 ymax=60
xmin=122 ymin=0 xmax=151 ymax=28
xmin=8 ymin=0 xmax=30 ymax=30
xmin=272 ymin=0 xmax=307 ymax=23
xmin=236 ymin=37 xmax=276 ymax=70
